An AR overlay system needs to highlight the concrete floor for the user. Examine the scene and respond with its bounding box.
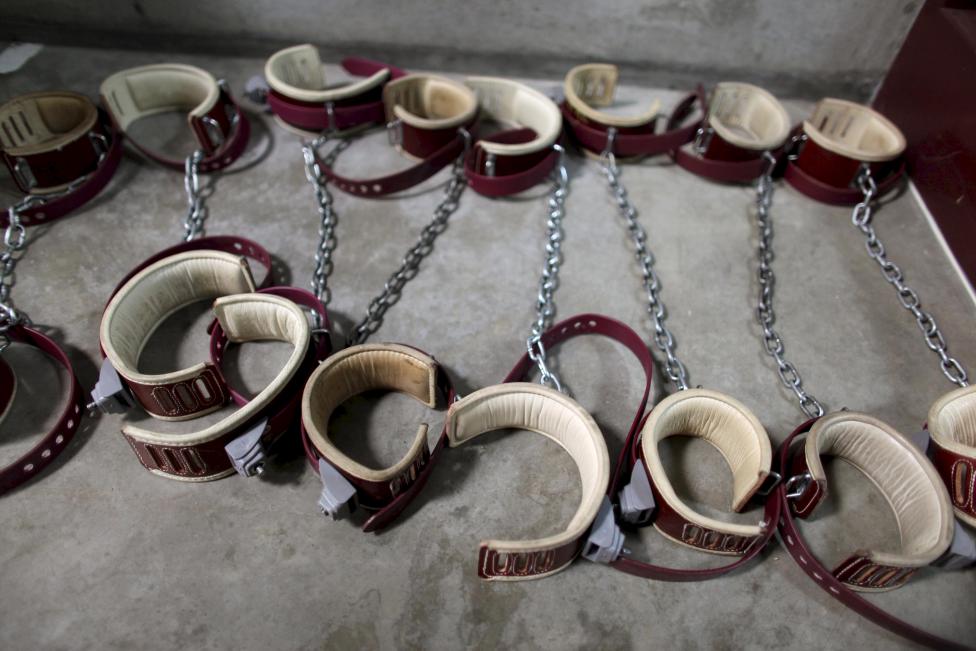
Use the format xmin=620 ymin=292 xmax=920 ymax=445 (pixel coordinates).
xmin=1 ymin=45 xmax=974 ymax=650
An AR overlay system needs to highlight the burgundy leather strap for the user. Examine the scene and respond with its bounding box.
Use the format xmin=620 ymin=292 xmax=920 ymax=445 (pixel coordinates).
xmin=301 ymin=353 xmax=455 ymax=533
xmin=2 ymin=108 xmax=123 ymax=228
xmin=783 ymin=126 xmax=905 ymax=205
xmin=0 ymin=325 xmax=84 ymax=495
xmin=108 ymin=86 xmax=251 ymax=174
xmin=316 ymin=126 xmax=469 ymax=197
xmin=928 ymin=439 xmax=976 ymax=522
xmin=463 ymin=128 xmax=558 ymax=197
xmin=268 ymin=57 xmax=407 ymax=133
xmin=490 ymin=313 xmax=653 ymax=578
xmin=775 ymin=419 xmax=972 ymax=651
xmin=560 ymin=90 xmax=703 ymax=158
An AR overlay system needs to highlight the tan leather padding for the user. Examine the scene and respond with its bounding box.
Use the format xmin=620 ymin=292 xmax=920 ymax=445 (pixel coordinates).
xmin=563 ymin=63 xmax=661 ymax=128
xmin=100 ymin=251 xmax=256 ymax=387
xmin=100 ymin=64 xmax=220 ymax=132
xmin=264 ymin=44 xmax=390 ymax=103
xmin=447 ymin=383 xmax=609 ymax=559
xmin=928 ymin=385 xmax=976 ymax=455
xmin=804 ymin=98 xmax=906 ymax=162
xmin=464 ymin=77 xmax=561 ymax=157
xmin=123 ymin=293 xmax=309 ymax=451
xmin=708 ymin=82 xmax=789 ymax=151
xmin=806 ymin=411 xmax=953 ymax=567
xmin=383 ymin=74 xmax=477 ymax=130
xmin=0 ymin=91 xmax=97 ymax=155
xmin=641 ymin=389 xmax=772 ymax=539
xmin=302 ymin=344 xmax=439 ymax=482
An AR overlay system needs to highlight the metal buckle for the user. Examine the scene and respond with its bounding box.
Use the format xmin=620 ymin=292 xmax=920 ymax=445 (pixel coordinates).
xmin=786 ymin=133 xmax=808 ymax=161
xmin=386 ymin=118 xmax=403 ymax=147
xmin=483 ymin=151 xmax=497 ymax=177
xmin=617 ymin=460 xmax=656 ymax=525
xmin=317 ymin=458 xmax=358 ymax=520
xmin=582 ymin=497 xmax=626 ymax=564
xmin=324 ymin=101 xmax=337 ymax=133
xmin=784 ymin=471 xmax=813 ymax=500
xmin=692 ymin=125 xmax=714 ymax=156
xmin=224 ymin=418 xmax=269 ymax=477
xmin=87 ymin=358 xmax=135 ymax=414
xmin=200 ymin=116 xmax=225 ymax=150
xmin=12 ymin=158 xmax=36 ymax=191
xmin=88 ymin=131 xmax=109 ymax=158
xmin=754 ymin=470 xmax=782 ymax=497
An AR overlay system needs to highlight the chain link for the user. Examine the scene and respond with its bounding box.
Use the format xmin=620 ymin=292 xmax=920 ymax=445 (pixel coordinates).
xmin=753 ymin=152 xmax=824 ymax=418
xmin=851 ymin=167 xmax=968 ymax=387
xmin=601 ymin=129 xmax=689 ymax=390
xmin=526 ymin=145 xmax=570 ymax=393
xmin=348 ymin=131 xmax=471 ymax=345
xmin=182 ymin=150 xmax=209 ymax=241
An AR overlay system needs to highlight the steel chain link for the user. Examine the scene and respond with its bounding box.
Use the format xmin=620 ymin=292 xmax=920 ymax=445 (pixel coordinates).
xmin=851 ymin=167 xmax=968 ymax=387
xmin=182 ymin=150 xmax=209 ymax=241
xmin=348 ymin=130 xmax=471 ymax=345
xmin=526 ymin=145 xmax=570 ymax=393
xmin=601 ymin=129 xmax=689 ymax=390
xmin=753 ymin=152 xmax=825 ymax=418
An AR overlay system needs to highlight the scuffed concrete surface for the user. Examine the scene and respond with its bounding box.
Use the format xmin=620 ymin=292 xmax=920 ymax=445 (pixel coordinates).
xmin=0 ymin=45 xmax=974 ymax=650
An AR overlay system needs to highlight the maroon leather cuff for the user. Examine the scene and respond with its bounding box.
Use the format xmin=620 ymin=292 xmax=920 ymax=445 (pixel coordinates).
xmin=268 ymin=57 xmax=407 ymax=133
xmin=464 ymin=128 xmax=558 ymax=197
xmin=560 ymin=90 xmax=703 ymax=158
xmin=929 ymin=439 xmax=976 ymax=523
xmin=783 ymin=126 xmax=905 ymax=205
xmin=671 ymin=108 xmax=779 ymax=184
xmin=0 ymin=325 xmax=84 ymax=495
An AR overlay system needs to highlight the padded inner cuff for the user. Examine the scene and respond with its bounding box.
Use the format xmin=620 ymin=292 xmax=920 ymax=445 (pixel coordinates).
xmin=0 ymin=91 xmax=97 ymax=154
xmin=563 ymin=63 xmax=661 ymax=128
xmin=100 ymin=64 xmax=219 ymax=131
xmin=928 ymin=386 xmax=976 ymax=453
xmin=465 ymin=77 xmax=561 ymax=157
xmin=447 ymin=383 xmax=608 ymax=554
xmin=708 ymin=82 xmax=789 ymax=151
xmin=101 ymin=250 xmax=256 ymax=384
xmin=265 ymin=44 xmax=390 ymax=103
xmin=641 ymin=389 xmax=771 ymax=537
xmin=803 ymin=98 xmax=906 ymax=162
xmin=302 ymin=344 xmax=438 ymax=482
xmin=123 ymin=293 xmax=309 ymax=447
xmin=385 ymin=74 xmax=477 ymax=130
xmin=806 ymin=412 xmax=953 ymax=566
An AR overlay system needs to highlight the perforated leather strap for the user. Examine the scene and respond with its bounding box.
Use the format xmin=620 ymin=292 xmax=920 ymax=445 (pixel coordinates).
xmin=462 ymin=77 xmax=562 ymax=197
xmin=313 ymin=74 xmax=477 ymax=197
xmin=0 ymin=325 xmax=84 ymax=495
xmin=265 ymin=46 xmax=407 ymax=133
xmin=0 ymin=92 xmax=123 ymax=227
xmin=100 ymin=64 xmax=250 ymax=173
xmin=301 ymin=343 xmax=455 ymax=532
xmin=671 ymin=82 xmax=789 ymax=183
xmin=776 ymin=419 xmax=970 ymax=651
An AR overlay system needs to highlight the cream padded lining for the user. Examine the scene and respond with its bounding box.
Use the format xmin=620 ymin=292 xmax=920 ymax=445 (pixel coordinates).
xmin=100 ymin=64 xmax=219 ymax=131
xmin=302 ymin=344 xmax=438 ymax=482
xmin=0 ymin=91 xmax=97 ymax=155
xmin=928 ymin=385 xmax=976 ymax=454
xmin=464 ymin=77 xmax=561 ymax=157
xmin=447 ymin=382 xmax=609 ymax=555
xmin=563 ymin=63 xmax=661 ymax=128
xmin=640 ymin=389 xmax=771 ymax=538
xmin=123 ymin=293 xmax=309 ymax=446
xmin=806 ymin=411 xmax=953 ymax=567
xmin=264 ymin=44 xmax=390 ymax=103
xmin=708 ymin=82 xmax=789 ymax=151
xmin=804 ymin=98 xmax=906 ymax=162
xmin=100 ymin=251 xmax=256 ymax=385
xmin=384 ymin=74 xmax=477 ymax=130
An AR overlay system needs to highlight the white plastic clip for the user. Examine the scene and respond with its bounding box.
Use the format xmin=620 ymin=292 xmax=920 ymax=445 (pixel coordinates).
xmin=582 ymin=497 xmax=625 ymax=564
xmin=224 ymin=418 xmax=269 ymax=477
xmin=618 ymin=460 xmax=656 ymax=525
xmin=317 ymin=459 xmax=357 ymax=520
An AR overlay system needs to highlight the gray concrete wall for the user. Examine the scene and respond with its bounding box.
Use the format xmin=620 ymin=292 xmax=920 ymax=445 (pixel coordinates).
xmin=0 ymin=0 xmax=921 ymax=100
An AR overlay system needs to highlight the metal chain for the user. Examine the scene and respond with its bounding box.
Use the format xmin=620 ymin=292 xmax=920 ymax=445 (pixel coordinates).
xmin=753 ymin=152 xmax=825 ymax=418
xmin=526 ymin=145 xmax=570 ymax=393
xmin=851 ymin=167 xmax=969 ymax=387
xmin=348 ymin=130 xmax=471 ymax=345
xmin=601 ymin=129 xmax=689 ymax=390
xmin=182 ymin=150 xmax=209 ymax=241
